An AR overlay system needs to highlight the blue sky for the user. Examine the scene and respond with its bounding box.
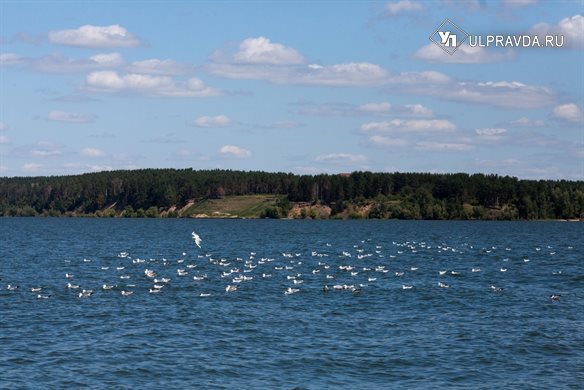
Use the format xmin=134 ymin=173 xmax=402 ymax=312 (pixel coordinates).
xmin=0 ymin=0 xmax=582 ymax=179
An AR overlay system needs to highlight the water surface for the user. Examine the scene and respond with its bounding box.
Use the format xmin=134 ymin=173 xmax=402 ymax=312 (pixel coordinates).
xmin=0 ymin=219 xmax=582 ymax=388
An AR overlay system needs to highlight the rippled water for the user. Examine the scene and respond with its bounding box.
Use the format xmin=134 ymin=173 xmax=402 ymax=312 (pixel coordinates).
xmin=0 ymin=218 xmax=582 ymax=388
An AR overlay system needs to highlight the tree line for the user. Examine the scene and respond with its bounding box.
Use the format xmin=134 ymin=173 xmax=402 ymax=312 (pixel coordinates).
xmin=0 ymin=169 xmax=582 ymax=220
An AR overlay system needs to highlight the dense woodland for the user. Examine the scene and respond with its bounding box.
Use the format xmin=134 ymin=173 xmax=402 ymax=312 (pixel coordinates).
xmin=0 ymin=169 xmax=583 ymax=220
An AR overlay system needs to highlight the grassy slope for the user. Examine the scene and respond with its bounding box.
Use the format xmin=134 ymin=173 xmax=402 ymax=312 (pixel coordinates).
xmin=182 ymin=195 xmax=281 ymax=218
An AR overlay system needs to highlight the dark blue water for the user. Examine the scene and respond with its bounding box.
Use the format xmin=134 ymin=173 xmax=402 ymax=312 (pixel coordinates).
xmin=0 ymin=219 xmax=582 ymax=388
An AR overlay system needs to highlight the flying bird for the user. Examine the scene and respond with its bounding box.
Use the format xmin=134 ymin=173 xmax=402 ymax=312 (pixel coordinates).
xmin=192 ymin=231 xmax=202 ymax=248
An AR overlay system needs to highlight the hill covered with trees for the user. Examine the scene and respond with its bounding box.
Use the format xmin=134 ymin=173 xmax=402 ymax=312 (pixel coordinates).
xmin=0 ymin=169 xmax=582 ymax=220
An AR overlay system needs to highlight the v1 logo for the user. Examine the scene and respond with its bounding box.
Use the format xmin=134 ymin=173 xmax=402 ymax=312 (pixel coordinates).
xmin=438 ymin=31 xmax=457 ymax=47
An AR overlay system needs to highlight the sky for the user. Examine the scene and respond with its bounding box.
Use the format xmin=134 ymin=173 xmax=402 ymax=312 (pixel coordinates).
xmin=0 ymin=0 xmax=583 ymax=179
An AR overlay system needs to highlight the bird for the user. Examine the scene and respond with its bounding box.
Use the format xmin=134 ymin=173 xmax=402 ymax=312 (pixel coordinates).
xmin=550 ymin=294 xmax=561 ymax=301
xmin=192 ymin=232 xmax=202 ymax=248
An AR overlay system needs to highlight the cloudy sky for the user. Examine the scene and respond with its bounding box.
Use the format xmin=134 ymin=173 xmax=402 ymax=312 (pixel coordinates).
xmin=0 ymin=0 xmax=582 ymax=178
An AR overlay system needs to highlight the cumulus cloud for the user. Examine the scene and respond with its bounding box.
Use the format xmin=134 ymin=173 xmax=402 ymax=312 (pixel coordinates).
xmin=23 ymin=163 xmax=43 ymax=173
xmin=207 ymin=37 xmax=552 ymax=109
xmin=234 ymin=36 xmax=305 ymax=65
xmin=406 ymin=80 xmax=554 ymax=108
xmin=47 ymin=110 xmax=96 ymax=123
xmin=441 ymin=0 xmax=482 ymax=11
xmin=368 ymin=135 xmax=409 ymax=147
xmin=552 ymin=103 xmax=583 ymax=122
xmin=127 ymin=59 xmax=196 ymax=75
xmin=529 ymin=15 xmax=584 ymax=49
xmin=475 ymin=128 xmax=507 ymax=141
xmin=509 ymin=117 xmax=545 ymax=127
xmin=385 ymin=0 xmax=425 ymax=15
xmin=80 ymin=147 xmax=105 ymax=157
xmin=0 ymin=52 xmax=26 ymax=66
xmin=358 ymin=102 xmax=434 ymax=117
xmin=415 ymin=142 xmax=473 ymax=151
xmin=315 ymin=153 xmax=367 ymax=164
xmin=209 ymin=61 xmax=391 ymax=86
xmin=29 ymin=52 xmax=123 ymax=73
xmin=297 ymin=101 xmax=433 ymax=117
xmin=501 ymin=0 xmax=538 ymax=7
xmin=192 ymin=115 xmax=232 ymax=128
xmin=415 ymin=43 xmax=514 ymax=64
xmin=85 ymin=71 xmax=220 ymax=97
xmin=48 ymin=24 xmax=141 ymax=48
xmin=219 ymin=144 xmax=251 ymax=158
xmin=31 ymin=148 xmax=62 ymax=157
xmin=360 ymin=119 xmax=456 ymax=133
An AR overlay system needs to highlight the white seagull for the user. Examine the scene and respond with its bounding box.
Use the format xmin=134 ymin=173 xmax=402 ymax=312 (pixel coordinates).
xmin=192 ymin=231 xmax=202 ymax=248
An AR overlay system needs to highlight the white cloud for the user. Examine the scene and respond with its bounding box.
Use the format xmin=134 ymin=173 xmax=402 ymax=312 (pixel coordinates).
xmin=359 ymin=102 xmax=393 ymax=114
xmin=405 ymin=104 xmax=434 ymax=117
xmin=502 ymin=0 xmax=538 ymax=7
xmin=475 ymin=128 xmax=507 ymax=142
xmin=0 ymin=52 xmax=25 ymax=66
xmin=552 ymin=103 xmax=583 ymax=122
xmin=47 ymin=110 xmax=96 ymax=123
xmin=298 ymin=101 xmax=433 ymax=117
xmin=0 ymin=122 xmax=8 ymax=131
xmin=219 ymin=145 xmax=251 ymax=158
xmin=90 ymin=52 xmax=123 ymax=66
xmin=415 ymin=43 xmax=514 ymax=64
xmin=385 ymin=0 xmax=425 ymax=15
xmin=234 ymin=36 xmax=305 ymax=65
xmin=208 ymin=39 xmax=551 ymax=109
xmin=298 ymin=62 xmax=391 ymax=86
xmin=415 ymin=142 xmax=473 ymax=151
xmin=127 ymin=59 xmax=195 ymax=75
xmin=360 ymin=119 xmax=455 ymax=133
xmin=529 ymin=15 xmax=584 ymax=49
xmin=32 ymin=52 xmax=123 ymax=73
xmin=259 ymin=120 xmax=303 ymax=129
xmin=475 ymin=128 xmax=507 ymax=136
xmin=23 ymin=163 xmax=43 ymax=172
xmin=368 ymin=135 xmax=409 ymax=147
xmin=358 ymin=102 xmax=434 ymax=117
xmin=315 ymin=153 xmax=367 ymax=164
xmin=0 ymin=135 xmax=10 ymax=144
xmin=192 ymin=115 xmax=232 ymax=128
xmin=207 ymin=61 xmax=393 ymax=86
xmin=85 ymin=71 xmax=220 ymax=97
xmin=48 ymin=25 xmax=140 ymax=48
xmin=407 ymin=80 xmax=554 ymax=108
xmin=441 ymin=0 xmax=482 ymax=11
xmin=81 ymin=147 xmax=105 ymax=157
xmin=31 ymin=149 xmax=61 ymax=157
xmin=510 ymin=117 xmax=545 ymax=127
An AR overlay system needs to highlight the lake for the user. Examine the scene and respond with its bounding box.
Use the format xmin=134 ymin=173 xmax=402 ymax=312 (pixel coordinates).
xmin=0 ymin=218 xmax=582 ymax=388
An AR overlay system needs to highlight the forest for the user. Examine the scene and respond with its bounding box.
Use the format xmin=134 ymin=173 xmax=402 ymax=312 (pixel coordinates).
xmin=0 ymin=169 xmax=582 ymax=220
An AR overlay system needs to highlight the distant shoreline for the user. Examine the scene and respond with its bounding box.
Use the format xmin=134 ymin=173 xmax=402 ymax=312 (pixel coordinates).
xmin=2 ymin=169 xmax=582 ymax=220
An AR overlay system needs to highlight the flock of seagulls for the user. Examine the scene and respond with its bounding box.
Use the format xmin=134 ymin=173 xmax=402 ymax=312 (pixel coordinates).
xmin=0 ymin=230 xmax=569 ymax=302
